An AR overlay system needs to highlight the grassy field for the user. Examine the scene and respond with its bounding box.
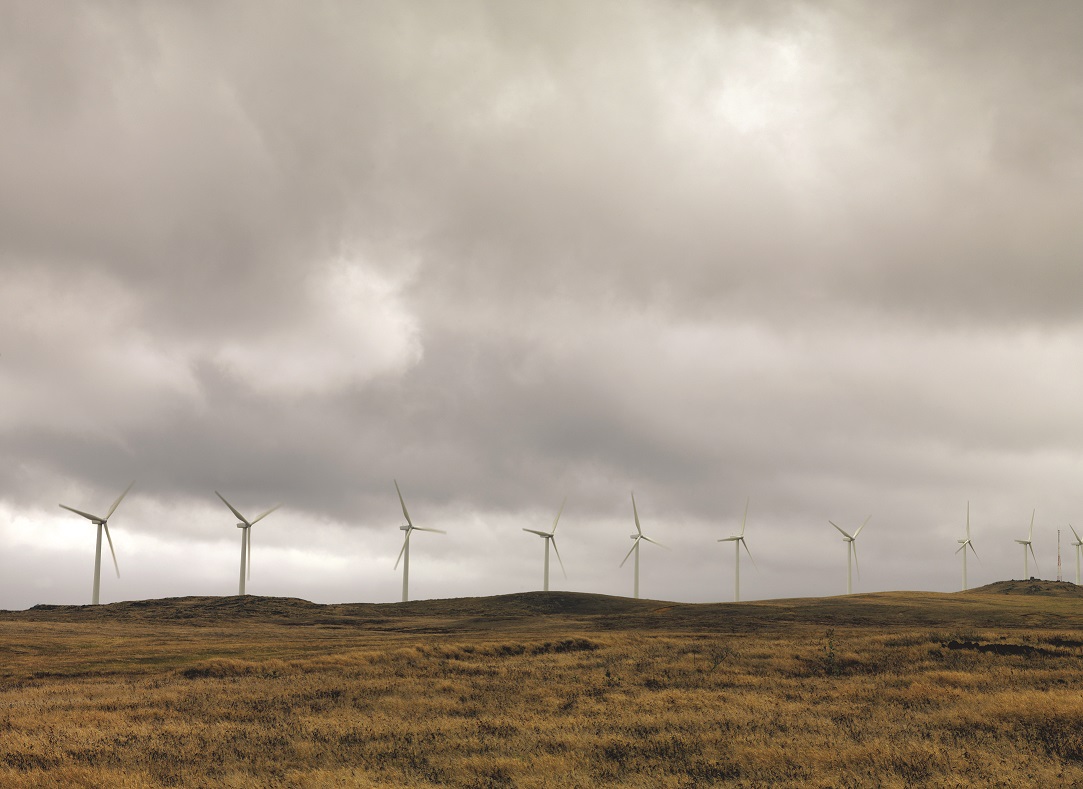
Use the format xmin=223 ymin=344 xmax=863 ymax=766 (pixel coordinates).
xmin=3 ymin=580 xmax=1083 ymax=787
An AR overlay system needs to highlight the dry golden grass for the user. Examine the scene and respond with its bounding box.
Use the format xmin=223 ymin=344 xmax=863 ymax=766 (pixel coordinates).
xmin=3 ymin=582 xmax=1083 ymax=786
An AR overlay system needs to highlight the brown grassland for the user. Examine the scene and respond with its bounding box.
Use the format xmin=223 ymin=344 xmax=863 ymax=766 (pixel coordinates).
xmin=3 ymin=580 xmax=1083 ymax=787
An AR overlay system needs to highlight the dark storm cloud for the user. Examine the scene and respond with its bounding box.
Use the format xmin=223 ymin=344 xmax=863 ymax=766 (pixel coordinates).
xmin=4 ymin=2 xmax=1083 ymax=608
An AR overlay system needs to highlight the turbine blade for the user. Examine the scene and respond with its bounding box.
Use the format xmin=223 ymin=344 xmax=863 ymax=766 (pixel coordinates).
xmin=631 ymin=492 xmax=642 ymax=535
xmin=105 ymin=481 xmax=135 ymax=520
xmin=718 ymin=536 xmax=740 ymax=542
xmin=829 ymin=521 xmax=852 ymax=539
xmin=1071 ymin=523 xmax=1082 ymax=545
xmin=59 ymin=504 xmax=102 ymax=522
xmin=394 ymin=533 xmax=409 ymax=570
xmin=523 ymin=529 xmax=550 ymax=537
xmin=955 ymin=543 xmax=965 ymax=555
xmin=103 ymin=523 xmax=119 ymax=578
xmin=854 ymin=515 xmax=871 ymax=539
xmin=1029 ymin=543 xmax=1039 ymax=574
xmin=250 ymin=503 xmax=280 ymax=525
xmin=740 ymin=497 xmax=749 ymax=537
xmin=551 ymin=537 xmax=567 ymax=578
xmin=741 ymin=537 xmax=757 ymax=570
xmin=1029 ymin=509 xmax=1035 ymax=541
xmin=415 ymin=526 xmax=447 ymax=534
xmin=394 ymin=480 xmax=413 ymax=527
xmin=619 ymin=539 xmax=639 ymax=568
xmin=551 ymin=496 xmax=567 ymax=534
xmin=215 ymin=491 xmax=249 ymax=526
xmin=966 ymin=501 xmax=970 ymax=539
xmin=641 ymin=535 xmax=669 ymax=550
xmin=852 ymin=542 xmax=861 ymax=579
xmin=969 ymin=542 xmax=980 ymax=562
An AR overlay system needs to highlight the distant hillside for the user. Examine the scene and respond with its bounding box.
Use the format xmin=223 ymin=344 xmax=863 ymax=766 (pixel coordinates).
xmin=7 ymin=591 xmax=660 ymax=628
xmin=6 ymin=585 xmax=1083 ymax=633
xmin=968 ymin=579 xmax=1083 ymax=597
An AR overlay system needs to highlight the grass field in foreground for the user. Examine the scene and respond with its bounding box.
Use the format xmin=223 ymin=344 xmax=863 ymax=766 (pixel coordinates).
xmin=2 ymin=580 xmax=1083 ymax=787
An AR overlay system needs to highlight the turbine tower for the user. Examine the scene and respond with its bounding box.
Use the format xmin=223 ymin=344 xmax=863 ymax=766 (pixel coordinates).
xmin=215 ymin=491 xmax=280 ymax=596
xmin=956 ymin=501 xmax=979 ymax=591
xmin=829 ymin=516 xmax=870 ymax=595
xmin=394 ymin=480 xmax=446 ymax=602
xmin=59 ymin=481 xmax=133 ymax=605
xmin=1014 ymin=510 xmax=1038 ymax=579
xmin=522 ymin=497 xmax=567 ymax=592
xmin=1069 ymin=524 xmax=1082 ymax=585
xmin=620 ymin=492 xmax=667 ymax=599
xmin=718 ymin=498 xmax=755 ymax=602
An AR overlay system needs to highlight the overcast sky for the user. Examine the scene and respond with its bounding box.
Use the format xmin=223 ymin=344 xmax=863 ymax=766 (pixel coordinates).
xmin=3 ymin=2 xmax=1083 ymax=610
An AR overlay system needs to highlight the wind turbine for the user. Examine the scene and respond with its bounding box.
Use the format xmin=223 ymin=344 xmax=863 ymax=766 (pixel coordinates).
xmin=620 ymin=492 xmax=667 ymax=599
xmin=394 ymin=480 xmax=446 ymax=602
xmin=956 ymin=501 xmax=979 ymax=591
xmin=215 ymin=491 xmax=280 ymax=596
xmin=1069 ymin=525 xmax=1082 ymax=585
xmin=718 ymin=498 xmax=755 ymax=602
xmin=1014 ymin=510 xmax=1038 ymax=579
xmin=829 ymin=516 xmax=870 ymax=595
xmin=522 ymin=497 xmax=567 ymax=592
xmin=59 ymin=481 xmax=133 ymax=605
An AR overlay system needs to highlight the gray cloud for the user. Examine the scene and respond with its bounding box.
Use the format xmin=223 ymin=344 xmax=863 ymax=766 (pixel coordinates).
xmin=4 ymin=2 xmax=1083 ymax=609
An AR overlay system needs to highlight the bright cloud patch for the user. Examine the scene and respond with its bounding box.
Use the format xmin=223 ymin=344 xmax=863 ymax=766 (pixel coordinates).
xmin=0 ymin=266 xmax=202 ymax=435
xmin=214 ymin=258 xmax=421 ymax=397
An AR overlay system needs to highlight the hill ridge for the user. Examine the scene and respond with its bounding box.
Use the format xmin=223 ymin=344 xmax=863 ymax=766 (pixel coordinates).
xmin=4 ymin=583 xmax=1083 ymax=632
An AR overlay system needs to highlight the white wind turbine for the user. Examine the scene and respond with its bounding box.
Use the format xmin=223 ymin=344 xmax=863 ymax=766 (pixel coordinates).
xmin=829 ymin=516 xmax=870 ymax=595
xmin=1070 ymin=525 xmax=1083 ymax=585
xmin=718 ymin=498 xmax=755 ymax=602
xmin=956 ymin=501 xmax=979 ymax=591
xmin=620 ymin=492 xmax=668 ymax=600
xmin=215 ymin=491 xmax=280 ymax=596
xmin=522 ymin=497 xmax=567 ymax=592
xmin=1014 ymin=510 xmax=1038 ymax=579
xmin=394 ymin=480 xmax=446 ymax=602
xmin=59 ymin=481 xmax=133 ymax=605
